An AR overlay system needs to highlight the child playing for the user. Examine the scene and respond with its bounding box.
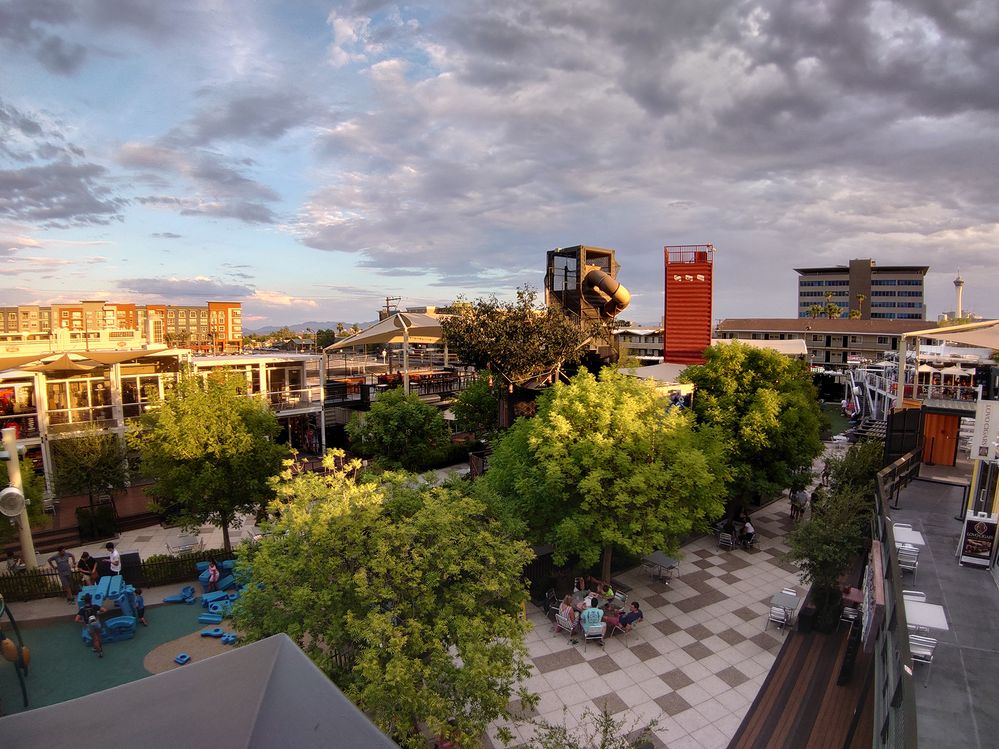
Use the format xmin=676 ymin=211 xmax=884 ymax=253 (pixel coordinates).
xmin=134 ymin=587 xmax=148 ymax=626
xmin=76 ymin=593 xmax=104 ymax=658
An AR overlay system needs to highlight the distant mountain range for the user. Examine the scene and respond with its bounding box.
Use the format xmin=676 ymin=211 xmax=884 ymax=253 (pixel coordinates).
xmin=249 ymin=320 xmax=377 ymax=335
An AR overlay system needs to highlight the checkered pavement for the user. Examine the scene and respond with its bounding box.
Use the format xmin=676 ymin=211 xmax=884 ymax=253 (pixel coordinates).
xmin=488 ymin=504 xmax=803 ymax=749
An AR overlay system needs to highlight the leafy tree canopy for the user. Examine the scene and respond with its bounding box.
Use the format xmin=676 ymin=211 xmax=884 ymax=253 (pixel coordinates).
xmin=681 ymin=342 xmax=823 ymax=503
xmin=479 ymin=369 xmax=728 ymax=579
xmin=450 ymin=374 xmax=499 ymax=436
xmin=234 ymin=455 xmax=533 ymax=749
xmin=346 ymin=388 xmax=449 ymax=469
xmin=129 ymin=368 xmax=286 ymax=552
xmin=49 ymin=425 xmax=128 ymax=503
xmin=440 ymin=286 xmax=586 ymax=389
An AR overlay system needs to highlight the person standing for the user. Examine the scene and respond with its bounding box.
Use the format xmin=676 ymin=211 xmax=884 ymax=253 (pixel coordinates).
xmin=134 ymin=588 xmax=148 ymax=626
xmin=206 ymin=558 xmax=220 ymax=592
xmin=76 ymin=593 xmax=104 ymax=657
xmin=106 ymin=542 xmax=121 ymax=576
xmin=48 ymin=547 xmax=77 ymax=604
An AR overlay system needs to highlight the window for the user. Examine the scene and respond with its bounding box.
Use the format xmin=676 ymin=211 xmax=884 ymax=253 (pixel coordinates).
xmin=850 ymin=336 xmax=861 ymax=343
xmin=877 ymin=336 xmax=889 ymax=345
xmin=812 ymin=334 xmax=822 ymax=342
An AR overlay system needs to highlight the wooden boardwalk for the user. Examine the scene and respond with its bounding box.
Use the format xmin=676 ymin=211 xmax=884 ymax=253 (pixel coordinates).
xmin=728 ymin=624 xmax=873 ymax=749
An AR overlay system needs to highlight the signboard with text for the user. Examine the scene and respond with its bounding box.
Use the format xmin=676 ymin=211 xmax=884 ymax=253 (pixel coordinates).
xmin=971 ymin=399 xmax=999 ymax=461
xmin=959 ymin=512 xmax=999 ymax=567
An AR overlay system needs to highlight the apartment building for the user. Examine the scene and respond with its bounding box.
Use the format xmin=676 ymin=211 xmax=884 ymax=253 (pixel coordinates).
xmin=615 ymin=328 xmax=664 ymax=362
xmin=0 ymin=300 xmax=242 ymax=352
xmin=795 ymin=259 xmax=928 ymax=320
xmin=715 ymin=318 xmax=932 ymax=366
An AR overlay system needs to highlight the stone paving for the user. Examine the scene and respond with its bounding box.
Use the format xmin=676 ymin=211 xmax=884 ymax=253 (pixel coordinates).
xmin=488 ymin=503 xmax=803 ymax=749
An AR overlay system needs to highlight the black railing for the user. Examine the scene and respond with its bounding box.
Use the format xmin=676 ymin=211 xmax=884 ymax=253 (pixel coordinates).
xmin=0 ymin=549 xmax=237 ymax=602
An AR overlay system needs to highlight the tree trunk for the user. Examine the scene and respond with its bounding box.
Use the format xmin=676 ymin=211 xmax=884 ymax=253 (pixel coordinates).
xmin=221 ymin=517 xmax=232 ymax=554
xmin=601 ymin=544 xmax=613 ymax=583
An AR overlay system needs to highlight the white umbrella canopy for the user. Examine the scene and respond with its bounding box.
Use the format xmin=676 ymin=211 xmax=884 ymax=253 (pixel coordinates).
xmin=917 ymin=364 xmax=937 ymax=373
xmin=326 ymin=312 xmax=442 ymax=350
xmin=940 ymin=365 xmax=970 ymax=377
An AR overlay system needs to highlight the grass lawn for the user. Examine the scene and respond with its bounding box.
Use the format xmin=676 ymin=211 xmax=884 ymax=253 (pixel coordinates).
xmin=0 ymin=601 xmax=209 ymax=715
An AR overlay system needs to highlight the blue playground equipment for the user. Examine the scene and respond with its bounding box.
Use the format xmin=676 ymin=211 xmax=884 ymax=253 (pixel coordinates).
xmin=221 ymin=633 xmax=238 ymax=645
xmin=198 ymin=613 xmax=223 ymax=624
xmin=174 ymin=653 xmax=191 ymax=665
xmin=163 ymin=585 xmax=197 ymax=604
xmin=197 ymin=560 xmax=237 ymax=592
xmin=201 ymin=627 xmax=225 ymax=638
xmin=82 ymin=615 xmax=137 ymax=646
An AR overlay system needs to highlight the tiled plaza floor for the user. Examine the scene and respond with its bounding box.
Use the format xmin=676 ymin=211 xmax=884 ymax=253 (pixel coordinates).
xmin=489 ymin=504 xmax=804 ymax=749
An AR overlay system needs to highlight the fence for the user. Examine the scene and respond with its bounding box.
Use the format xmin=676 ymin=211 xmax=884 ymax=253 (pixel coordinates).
xmin=0 ymin=549 xmax=236 ymax=602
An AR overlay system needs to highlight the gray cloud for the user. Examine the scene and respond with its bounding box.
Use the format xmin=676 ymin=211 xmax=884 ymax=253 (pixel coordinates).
xmin=294 ymin=0 xmax=999 ymax=320
xmin=0 ymin=159 xmax=125 ymax=226
xmin=0 ymin=0 xmax=87 ymax=74
xmin=118 ymin=143 xmax=278 ymax=224
xmin=117 ymin=277 xmax=254 ymax=298
xmin=151 ymin=231 xmax=181 ymax=238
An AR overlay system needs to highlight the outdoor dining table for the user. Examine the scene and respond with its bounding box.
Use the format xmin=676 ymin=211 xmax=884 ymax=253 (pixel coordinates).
xmin=771 ymin=590 xmax=801 ymax=612
xmin=643 ymin=551 xmax=680 ymax=579
xmin=904 ymin=599 xmax=949 ymax=631
xmin=894 ymin=528 xmax=926 ymax=546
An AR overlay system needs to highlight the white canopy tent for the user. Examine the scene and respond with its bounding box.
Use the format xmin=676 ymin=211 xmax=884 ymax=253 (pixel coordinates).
xmin=327 ymin=312 xmax=445 ymax=394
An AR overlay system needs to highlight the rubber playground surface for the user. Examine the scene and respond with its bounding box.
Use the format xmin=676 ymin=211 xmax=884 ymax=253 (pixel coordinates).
xmin=0 ymin=601 xmax=231 ymax=716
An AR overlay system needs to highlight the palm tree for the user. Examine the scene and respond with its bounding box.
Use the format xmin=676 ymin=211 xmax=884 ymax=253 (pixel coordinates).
xmin=826 ymin=303 xmax=843 ymax=319
xmin=855 ymin=293 xmax=866 ymax=318
xmin=808 ymin=304 xmax=824 ymax=319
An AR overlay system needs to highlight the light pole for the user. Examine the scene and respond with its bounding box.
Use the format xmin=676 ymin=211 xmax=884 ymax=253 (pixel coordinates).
xmin=1 ymin=428 xmax=36 ymax=569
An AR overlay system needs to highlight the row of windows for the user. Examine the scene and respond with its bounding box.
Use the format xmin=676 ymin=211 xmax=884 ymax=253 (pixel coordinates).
xmin=871 ymin=312 xmax=924 ymax=319
xmin=871 ymin=279 xmax=923 ymax=286
xmin=800 ymin=280 xmax=848 ymax=287
xmin=872 ymin=302 xmax=923 ymax=309
xmin=871 ymin=291 xmax=923 ymax=298
xmin=799 ymin=291 xmax=848 ymax=298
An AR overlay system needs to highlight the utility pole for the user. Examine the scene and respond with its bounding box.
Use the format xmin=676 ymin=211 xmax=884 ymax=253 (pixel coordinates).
xmin=384 ymin=296 xmax=401 ymax=318
xmin=2 ymin=428 xmax=37 ymax=569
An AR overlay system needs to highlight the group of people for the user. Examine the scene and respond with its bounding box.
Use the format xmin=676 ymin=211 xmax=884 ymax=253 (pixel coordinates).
xmin=556 ymin=576 xmax=644 ymax=645
xmin=46 ymin=542 xmax=122 ymax=604
xmin=721 ymin=511 xmax=756 ymax=549
xmin=74 ymin=587 xmax=147 ymax=658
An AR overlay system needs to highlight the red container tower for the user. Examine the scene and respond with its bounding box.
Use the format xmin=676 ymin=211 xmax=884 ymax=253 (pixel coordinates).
xmin=663 ymin=244 xmax=714 ymax=364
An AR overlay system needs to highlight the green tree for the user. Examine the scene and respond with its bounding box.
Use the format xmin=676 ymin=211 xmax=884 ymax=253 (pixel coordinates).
xmin=346 ymin=388 xmax=449 ymax=469
xmin=450 ymin=374 xmax=499 ymax=436
xmin=825 ymin=303 xmax=843 ymax=319
xmin=49 ymin=426 xmax=129 ymax=509
xmin=807 ymin=304 xmax=823 ymax=319
xmin=234 ymin=456 xmax=533 ymax=749
xmin=129 ymin=369 xmax=286 ymax=552
xmin=440 ymin=286 xmax=586 ymax=390
xmin=480 ymin=369 xmax=728 ymax=580
xmin=681 ymin=342 xmax=824 ymax=505
xmin=315 ymin=328 xmax=337 ymax=349
xmin=855 ymin=292 xmax=866 ymax=317
xmin=522 ymin=705 xmax=658 ymax=749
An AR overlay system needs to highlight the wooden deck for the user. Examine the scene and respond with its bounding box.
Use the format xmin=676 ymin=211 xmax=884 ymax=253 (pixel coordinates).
xmin=729 ymin=624 xmax=873 ymax=749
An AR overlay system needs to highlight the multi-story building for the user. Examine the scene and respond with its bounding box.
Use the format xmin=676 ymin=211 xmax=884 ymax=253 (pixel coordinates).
xmin=614 ymin=328 xmax=664 ymax=362
xmin=795 ymin=259 xmax=928 ymax=320
xmin=0 ymin=301 xmax=241 ymax=352
xmin=0 ymin=347 xmax=322 ymax=495
xmin=715 ymin=318 xmax=933 ymax=366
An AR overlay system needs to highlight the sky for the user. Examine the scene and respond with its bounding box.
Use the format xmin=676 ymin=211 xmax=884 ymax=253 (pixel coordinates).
xmin=2 ymin=0 xmax=998 ymax=330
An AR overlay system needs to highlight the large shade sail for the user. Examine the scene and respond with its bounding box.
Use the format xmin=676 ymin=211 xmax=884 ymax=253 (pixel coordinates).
xmin=327 ymin=312 xmax=443 ymax=350
xmin=23 ymin=353 xmax=97 ymax=373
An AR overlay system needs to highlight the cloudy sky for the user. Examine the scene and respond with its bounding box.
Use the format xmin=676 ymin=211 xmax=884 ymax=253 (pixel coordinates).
xmin=2 ymin=0 xmax=998 ymax=329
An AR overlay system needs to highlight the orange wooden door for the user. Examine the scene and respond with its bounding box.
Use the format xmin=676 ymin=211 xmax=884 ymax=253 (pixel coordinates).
xmin=922 ymin=412 xmax=959 ymax=466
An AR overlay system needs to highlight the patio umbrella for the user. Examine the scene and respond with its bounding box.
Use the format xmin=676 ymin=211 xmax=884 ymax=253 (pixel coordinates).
xmin=327 ymin=312 xmax=444 ymax=394
xmin=23 ymin=353 xmax=96 ymax=373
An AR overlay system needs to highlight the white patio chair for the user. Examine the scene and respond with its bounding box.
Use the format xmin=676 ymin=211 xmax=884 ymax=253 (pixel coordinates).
xmin=898 ymin=554 xmax=918 ymax=583
xmin=909 ymin=635 xmax=937 ymax=686
xmin=839 ymin=606 xmax=860 ymax=631
xmin=765 ymin=606 xmax=790 ymax=632
xmin=718 ymin=532 xmax=736 ymax=551
xmin=902 ymin=590 xmax=925 ymax=602
xmin=583 ymin=622 xmax=606 ymax=650
xmin=554 ymin=612 xmax=577 ymax=639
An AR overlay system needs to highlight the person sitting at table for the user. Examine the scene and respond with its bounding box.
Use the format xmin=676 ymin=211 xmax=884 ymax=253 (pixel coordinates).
xmin=618 ymin=601 xmax=644 ymax=632
xmin=739 ymin=519 xmax=756 ymax=549
xmin=573 ymin=576 xmax=587 ymax=594
xmin=587 ymin=576 xmax=615 ymax=600
xmin=579 ymin=596 xmax=606 ymax=643
xmin=559 ymin=595 xmax=578 ymax=626
xmin=602 ymin=600 xmax=624 ymax=629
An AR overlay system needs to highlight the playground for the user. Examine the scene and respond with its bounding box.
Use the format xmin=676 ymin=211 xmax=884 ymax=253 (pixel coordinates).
xmin=0 ymin=572 xmax=240 ymax=716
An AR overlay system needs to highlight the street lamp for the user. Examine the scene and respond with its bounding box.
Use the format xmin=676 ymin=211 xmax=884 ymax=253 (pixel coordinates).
xmin=1 ymin=429 xmax=36 ymax=569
